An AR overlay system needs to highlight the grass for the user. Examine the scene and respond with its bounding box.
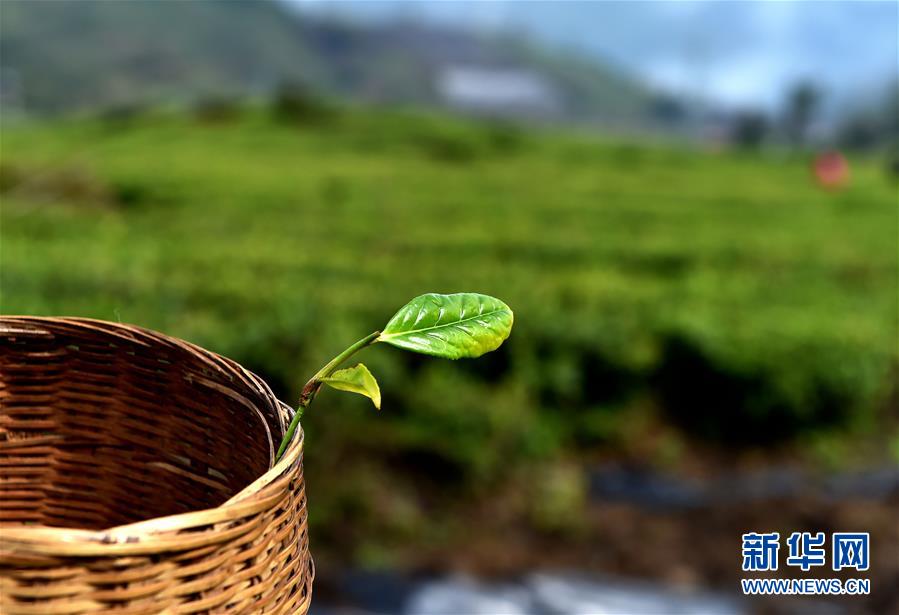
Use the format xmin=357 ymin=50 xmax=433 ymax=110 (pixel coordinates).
xmin=1 ymin=104 xmax=896 ymax=564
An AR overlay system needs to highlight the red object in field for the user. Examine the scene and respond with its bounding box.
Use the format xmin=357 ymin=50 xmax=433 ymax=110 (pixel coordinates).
xmin=812 ymin=150 xmax=850 ymax=190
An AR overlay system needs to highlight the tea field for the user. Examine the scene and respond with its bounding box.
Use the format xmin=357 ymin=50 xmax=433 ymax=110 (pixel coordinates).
xmin=1 ymin=105 xmax=896 ymax=564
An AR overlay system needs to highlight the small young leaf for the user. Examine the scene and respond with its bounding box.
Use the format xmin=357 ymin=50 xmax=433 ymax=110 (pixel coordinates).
xmin=378 ymin=293 xmax=513 ymax=359
xmin=321 ymin=363 xmax=381 ymax=410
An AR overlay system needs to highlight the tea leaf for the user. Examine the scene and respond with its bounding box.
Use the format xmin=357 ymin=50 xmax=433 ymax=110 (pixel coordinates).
xmin=378 ymin=293 xmax=513 ymax=359
xmin=321 ymin=363 xmax=381 ymax=410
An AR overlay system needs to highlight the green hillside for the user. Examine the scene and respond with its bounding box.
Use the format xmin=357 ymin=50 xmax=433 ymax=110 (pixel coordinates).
xmin=0 ymin=0 xmax=649 ymax=120
xmin=2 ymin=105 xmax=896 ymax=563
xmin=0 ymin=1 xmax=313 ymax=111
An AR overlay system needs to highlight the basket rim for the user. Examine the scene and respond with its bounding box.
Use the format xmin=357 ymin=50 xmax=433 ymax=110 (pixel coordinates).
xmin=0 ymin=315 xmax=305 ymax=556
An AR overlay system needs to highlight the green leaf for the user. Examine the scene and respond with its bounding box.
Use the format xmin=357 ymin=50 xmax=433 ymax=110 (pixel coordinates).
xmin=378 ymin=293 xmax=513 ymax=359
xmin=321 ymin=363 xmax=381 ymax=410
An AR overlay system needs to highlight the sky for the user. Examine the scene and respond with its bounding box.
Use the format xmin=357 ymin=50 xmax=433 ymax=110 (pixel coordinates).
xmin=291 ymin=0 xmax=898 ymax=112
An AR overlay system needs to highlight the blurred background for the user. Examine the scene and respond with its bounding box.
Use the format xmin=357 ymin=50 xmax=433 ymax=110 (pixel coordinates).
xmin=1 ymin=1 xmax=896 ymax=613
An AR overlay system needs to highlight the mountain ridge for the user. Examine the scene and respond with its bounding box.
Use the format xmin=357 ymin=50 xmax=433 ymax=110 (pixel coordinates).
xmin=0 ymin=0 xmax=653 ymax=123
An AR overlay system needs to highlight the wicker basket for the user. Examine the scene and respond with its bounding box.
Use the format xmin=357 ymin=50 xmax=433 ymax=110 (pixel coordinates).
xmin=0 ymin=317 xmax=313 ymax=614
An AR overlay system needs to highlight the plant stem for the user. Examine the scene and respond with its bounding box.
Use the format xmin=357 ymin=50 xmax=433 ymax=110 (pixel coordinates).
xmin=275 ymin=405 xmax=304 ymax=461
xmin=309 ymin=330 xmax=382 ymax=386
xmin=275 ymin=330 xmax=380 ymax=461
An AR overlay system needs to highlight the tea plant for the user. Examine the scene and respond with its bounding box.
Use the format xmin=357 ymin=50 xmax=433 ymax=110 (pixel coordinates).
xmin=5 ymin=108 xmax=894 ymax=460
xmin=275 ymin=292 xmax=514 ymax=460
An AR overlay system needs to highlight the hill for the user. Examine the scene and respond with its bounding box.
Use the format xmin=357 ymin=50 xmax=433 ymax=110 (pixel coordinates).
xmin=0 ymin=0 xmax=651 ymax=122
